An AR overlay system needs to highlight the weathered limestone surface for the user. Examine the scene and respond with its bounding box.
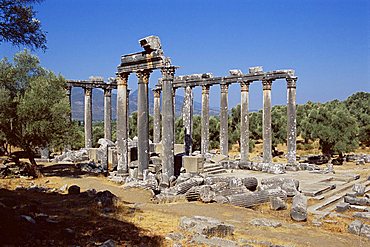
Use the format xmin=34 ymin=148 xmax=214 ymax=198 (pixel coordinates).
xmin=287 ymin=78 xmax=297 ymax=164
xmin=240 ymin=81 xmax=250 ymax=163
xmin=161 ymin=66 xmax=176 ymax=177
xmin=116 ymin=73 xmax=129 ymax=175
xmin=104 ymin=88 xmax=112 ymax=140
xmin=262 ymin=79 xmax=272 ymax=163
xmin=220 ymin=84 xmax=229 ymax=156
xmin=201 ymin=85 xmax=210 ymax=155
xmin=84 ymin=87 xmax=93 ymax=148
xmin=153 ymin=89 xmax=161 ymax=143
xmin=249 ymin=218 xmax=282 ymax=228
xmin=291 ymin=193 xmax=307 ymax=221
xmin=136 ymin=70 xmax=151 ymax=178
xmin=183 ymin=86 xmax=193 ymax=155
xmin=179 ymin=216 xmax=234 ymax=237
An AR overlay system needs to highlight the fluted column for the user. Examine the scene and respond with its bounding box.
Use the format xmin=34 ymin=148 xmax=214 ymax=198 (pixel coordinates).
xmin=161 ymin=66 xmax=176 ymax=177
xmin=104 ymin=88 xmax=112 ymax=140
xmin=116 ymin=73 xmax=129 ymax=175
xmin=84 ymin=87 xmax=93 ymax=148
xmin=173 ymin=88 xmax=177 ymax=143
xmin=136 ymin=70 xmax=151 ymax=178
xmin=240 ymin=81 xmax=250 ymax=163
xmin=153 ymin=89 xmax=161 ymax=143
xmin=262 ymin=79 xmax=273 ymax=163
xmin=201 ymin=85 xmax=210 ymax=155
xmin=287 ymin=77 xmax=297 ymax=164
xmin=183 ymin=86 xmax=193 ymax=155
xmin=220 ymin=84 xmax=229 ymax=156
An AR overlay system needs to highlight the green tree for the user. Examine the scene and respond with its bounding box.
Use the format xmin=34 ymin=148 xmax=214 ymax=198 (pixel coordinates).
xmin=0 ymin=0 xmax=46 ymax=50
xmin=344 ymin=92 xmax=370 ymax=146
xmin=209 ymin=116 xmax=219 ymax=149
xmin=271 ymin=105 xmax=287 ymax=151
xmin=303 ymin=100 xmax=359 ymax=156
xmin=228 ymin=104 xmax=241 ymax=149
xmin=0 ymin=50 xmax=70 ymax=174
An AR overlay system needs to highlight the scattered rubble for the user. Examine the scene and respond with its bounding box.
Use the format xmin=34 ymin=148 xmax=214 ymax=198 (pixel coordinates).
xmin=249 ymin=218 xmax=282 ymax=228
xmin=348 ymin=220 xmax=370 ymax=239
xmin=290 ymin=193 xmax=307 ymax=221
xmin=179 ymin=216 xmax=234 ymax=237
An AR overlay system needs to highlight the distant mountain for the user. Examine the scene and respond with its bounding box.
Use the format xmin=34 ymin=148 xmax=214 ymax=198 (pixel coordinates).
xmin=71 ymin=88 xmax=219 ymax=121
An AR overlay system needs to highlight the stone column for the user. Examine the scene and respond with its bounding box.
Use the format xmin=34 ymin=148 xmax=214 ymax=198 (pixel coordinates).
xmin=262 ymin=79 xmax=273 ymax=163
xmin=127 ymin=89 xmax=130 ymax=137
xmin=201 ymin=85 xmax=210 ymax=155
xmin=136 ymin=70 xmax=151 ymax=178
xmin=153 ymin=89 xmax=161 ymax=143
xmin=116 ymin=73 xmax=129 ymax=175
xmin=161 ymin=66 xmax=176 ymax=177
xmin=220 ymin=84 xmax=229 ymax=156
xmin=84 ymin=87 xmax=93 ymax=148
xmin=104 ymin=88 xmax=112 ymax=140
xmin=240 ymin=81 xmax=250 ymax=163
xmin=66 ymin=85 xmax=72 ymax=122
xmin=173 ymin=88 xmax=177 ymax=143
xmin=183 ymin=86 xmax=193 ymax=155
xmin=287 ymin=78 xmax=297 ymax=164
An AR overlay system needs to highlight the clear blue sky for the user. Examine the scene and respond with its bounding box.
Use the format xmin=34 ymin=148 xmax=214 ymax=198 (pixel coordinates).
xmin=1 ymin=0 xmax=369 ymax=110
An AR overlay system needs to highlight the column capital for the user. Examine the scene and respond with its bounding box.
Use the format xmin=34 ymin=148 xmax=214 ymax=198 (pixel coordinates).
xmin=84 ymin=87 xmax=92 ymax=96
xmin=262 ymin=79 xmax=273 ymax=90
xmin=104 ymin=88 xmax=112 ymax=97
xmin=220 ymin=84 xmax=229 ymax=93
xmin=161 ymin=66 xmax=176 ymax=79
xmin=136 ymin=69 xmax=152 ymax=84
xmin=153 ymin=89 xmax=161 ymax=98
xmin=240 ymin=81 xmax=250 ymax=92
xmin=287 ymin=77 xmax=297 ymax=89
xmin=202 ymin=85 xmax=210 ymax=94
xmin=116 ymin=72 xmax=129 ymax=86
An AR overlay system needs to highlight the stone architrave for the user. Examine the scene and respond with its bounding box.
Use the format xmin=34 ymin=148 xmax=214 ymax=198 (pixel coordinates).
xmin=220 ymin=84 xmax=229 ymax=156
xmin=136 ymin=69 xmax=151 ymax=178
xmin=201 ymin=85 xmax=210 ymax=155
xmin=161 ymin=66 xmax=176 ymax=177
xmin=183 ymin=86 xmax=193 ymax=155
xmin=116 ymin=73 xmax=129 ymax=175
xmin=153 ymin=89 xmax=161 ymax=143
xmin=240 ymin=81 xmax=250 ymax=163
xmin=287 ymin=78 xmax=297 ymax=164
xmin=104 ymin=88 xmax=112 ymax=140
xmin=84 ymin=86 xmax=93 ymax=148
xmin=262 ymin=79 xmax=273 ymax=163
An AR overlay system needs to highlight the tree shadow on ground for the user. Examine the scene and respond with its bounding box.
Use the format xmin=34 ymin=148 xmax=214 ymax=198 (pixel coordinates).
xmin=40 ymin=163 xmax=102 ymax=178
xmin=0 ymin=188 xmax=163 ymax=246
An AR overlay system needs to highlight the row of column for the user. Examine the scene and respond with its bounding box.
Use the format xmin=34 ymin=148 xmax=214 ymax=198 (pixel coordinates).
xmin=116 ymin=67 xmax=176 ymax=178
xmin=152 ymin=78 xmax=297 ymax=164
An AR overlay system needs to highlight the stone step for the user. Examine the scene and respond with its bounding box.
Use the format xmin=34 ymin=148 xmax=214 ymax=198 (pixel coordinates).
xmin=203 ymin=165 xmax=225 ymax=173
xmin=204 ymin=163 xmax=223 ymax=169
xmin=308 ymin=179 xmax=370 ymax=214
xmin=204 ymin=168 xmax=228 ymax=175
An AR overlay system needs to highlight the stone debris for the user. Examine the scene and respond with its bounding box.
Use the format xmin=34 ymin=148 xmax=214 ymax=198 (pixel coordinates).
xmin=53 ymin=149 xmax=89 ymax=163
xmin=346 ymin=154 xmax=370 ymax=163
xmin=20 ymin=215 xmax=36 ymax=224
xmin=227 ymin=188 xmax=287 ymax=208
xmin=190 ymin=234 xmax=238 ymax=247
xmin=270 ymin=197 xmax=287 ymax=210
xmin=352 ymin=183 xmax=366 ymax=196
xmin=249 ymin=218 xmax=282 ymax=228
xmin=353 ymin=212 xmax=370 ymax=220
xmin=179 ymin=216 xmax=234 ymax=237
xmin=239 ymin=161 xmax=286 ymax=174
xmin=260 ymin=177 xmax=300 ymax=197
xmin=348 ymin=220 xmax=370 ymax=239
xmin=165 ymin=232 xmax=184 ymax=241
xmin=290 ymin=193 xmax=307 ymax=221
xmin=99 ymin=239 xmax=116 ymax=247
xmin=344 ymin=196 xmax=370 ymax=206
xmin=336 ymin=202 xmax=350 ymax=213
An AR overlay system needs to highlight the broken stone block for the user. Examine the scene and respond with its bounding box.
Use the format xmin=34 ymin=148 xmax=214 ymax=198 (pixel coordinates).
xmin=270 ymin=197 xmax=287 ymax=210
xmin=199 ymin=185 xmax=216 ymax=203
xmin=249 ymin=218 xmax=282 ymax=228
xmin=227 ymin=188 xmax=286 ymax=208
xmin=353 ymin=212 xmax=370 ymax=220
xmin=165 ymin=232 xmax=184 ymax=241
xmin=344 ymin=196 xmax=370 ymax=206
xmin=68 ymin=185 xmax=80 ymax=195
xmin=210 ymin=154 xmax=228 ymax=163
xmin=336 ymin=202 xmax=350 ymax=213
xmin=172 ymin=178 xmax=198 ymax=195
xmin=190 ymin=235 xmax=238 ymax=247
xmin=291 ymin=193 xmax=307 ymax=221
xmin=179 ymin=216 xmax=234 ymax=237
xmin=348 ymin=220 xmax=363 ymax=235
xmin=352 ymin=183 xmax=366 ymax=196
xmin=183 ymin=156 xmax=204 ymax=173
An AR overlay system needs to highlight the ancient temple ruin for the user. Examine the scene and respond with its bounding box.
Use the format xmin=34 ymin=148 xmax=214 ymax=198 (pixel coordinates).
xmin=66 ymin=35 xmax=298 ymax=179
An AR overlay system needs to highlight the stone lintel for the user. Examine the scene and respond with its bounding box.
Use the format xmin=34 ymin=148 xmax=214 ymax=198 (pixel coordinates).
xmin=118 ymin=50 xmax=166 ymax=73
